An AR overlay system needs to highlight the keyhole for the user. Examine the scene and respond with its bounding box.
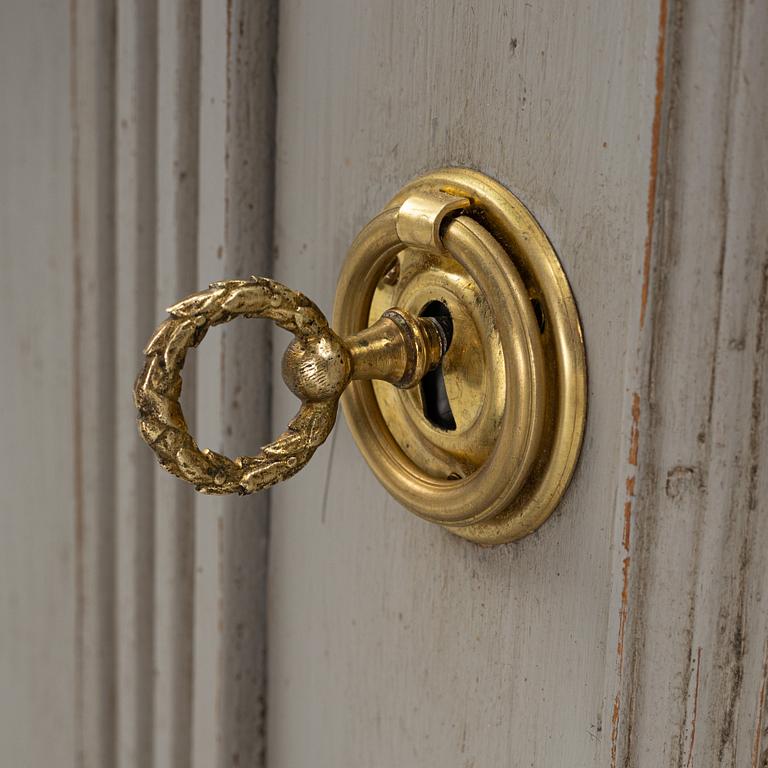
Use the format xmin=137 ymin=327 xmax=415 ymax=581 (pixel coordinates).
xmin=419 ymin=301 xmax=456 ymax=431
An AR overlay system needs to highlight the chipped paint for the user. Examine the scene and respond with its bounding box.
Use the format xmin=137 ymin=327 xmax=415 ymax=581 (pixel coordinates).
xmin=610 ymin=554 xmax=631 ymax=767
xmin=609 ymin=0 xmax=671 ymax=757
xmin=752 ymin=638 xmax=768 ymax=767
xmin=611 ymin=392 xmax=640 ymax=765
xmin=640 ymin=0 xmax=669 ymax=329
xmin=685 ymin=647 xmax=702 ymax=768
xmin=622 ymin=477 xmax=635 ymax=552
xmin=628 ymin=392 xmax=641 ymax=467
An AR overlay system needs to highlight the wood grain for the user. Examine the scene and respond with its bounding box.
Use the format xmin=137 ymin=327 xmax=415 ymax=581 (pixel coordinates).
xmin=620 ymin=0 xmax=768 ymax=765
xmin=267 ymin=0 xmax=767 ymax=766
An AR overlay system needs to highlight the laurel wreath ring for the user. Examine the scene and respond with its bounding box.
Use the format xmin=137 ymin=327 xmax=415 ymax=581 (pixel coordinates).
xmin=134 ymin=277 xmax=339 ymax=495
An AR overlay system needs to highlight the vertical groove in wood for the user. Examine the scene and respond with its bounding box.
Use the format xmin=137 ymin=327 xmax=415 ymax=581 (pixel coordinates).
xmin=219 ymin=2 xmax=277 ymax=766
xmin=599 ymin=1 xmax=675 ymax=764
xmin=115 ymin=0 xmax=158 ymax=765
xmin=194 ymin=1 xmax=278 ymax=765
xmin=153 ymin=1 xmax=201 ymax=766
xmin=70 ymin=0 xmax=118 ymax=765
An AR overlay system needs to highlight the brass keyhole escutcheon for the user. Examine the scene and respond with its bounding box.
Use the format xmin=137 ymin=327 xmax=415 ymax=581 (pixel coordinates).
xmin=134 ymin=168 xmax=586 ymax=544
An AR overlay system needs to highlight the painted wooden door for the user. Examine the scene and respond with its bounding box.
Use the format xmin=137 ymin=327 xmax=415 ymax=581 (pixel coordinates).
xmin=267 ymin=1 xmax=768 ymax=766
xmin=1 ymin=1 xmax=766 ymax=767
xmin=2 ymin=1 xmax=275 ymax=766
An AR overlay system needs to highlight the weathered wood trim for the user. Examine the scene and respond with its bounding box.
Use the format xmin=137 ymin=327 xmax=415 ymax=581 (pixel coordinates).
xmin=616 ymin=0 xmax=768 ymax=765
xmin=193 ymin=2 xmax=276 ymax=766
xmin=68 ymin=0 xmax=278 ymax=765
xmin=218 ymin=1 xmax=277 ymax=765
xmin=600 ymin=0 xmax=674 ymax=764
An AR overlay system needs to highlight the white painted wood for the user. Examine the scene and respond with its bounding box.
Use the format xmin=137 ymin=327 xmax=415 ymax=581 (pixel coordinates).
xmin=269 ymin=4 xmax=656 ymax=765
xmin=268 ymin=1 xmax=767 ymax=767
xmin=617 ymin=0 xmax=768 ymax=765
xmin=0 ymin=2 xmax=77 ymax=765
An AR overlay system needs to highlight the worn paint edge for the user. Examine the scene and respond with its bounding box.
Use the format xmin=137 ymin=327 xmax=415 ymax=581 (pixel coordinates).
xmin=607 ymin=0 xmax=673 ymax=764
xmin=639 ymin=0 xmax=669 ymax=329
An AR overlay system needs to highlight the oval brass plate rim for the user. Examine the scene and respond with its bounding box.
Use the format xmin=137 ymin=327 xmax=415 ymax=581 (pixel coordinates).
xmin=334 ymin=167 xmax=587 ymax=545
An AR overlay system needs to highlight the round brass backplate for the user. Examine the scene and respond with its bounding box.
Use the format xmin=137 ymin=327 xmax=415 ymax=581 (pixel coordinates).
xmin=333 ymin=168 xmax=586 ymax=545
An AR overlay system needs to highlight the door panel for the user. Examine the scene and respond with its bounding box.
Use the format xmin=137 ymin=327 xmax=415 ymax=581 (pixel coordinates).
xmin=268 ymin=1 xmax=768 ymax=766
